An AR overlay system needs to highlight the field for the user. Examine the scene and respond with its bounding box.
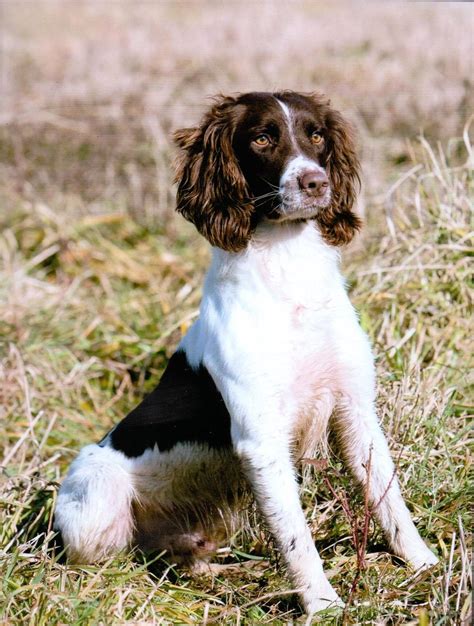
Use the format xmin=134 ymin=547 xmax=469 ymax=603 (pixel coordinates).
xmin=0 ymin=1 xmax=472 ymax=624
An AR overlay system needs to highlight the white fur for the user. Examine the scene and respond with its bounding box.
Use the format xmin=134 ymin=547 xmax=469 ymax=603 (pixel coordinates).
xmin=277 ymin=98 xmax=292 ymax=122
xmin=56 ymin=219 xmax=437 ymax=615
xmin=280 ymin=154 xmax=325 ymax=185
xmin=279 ymin=155 xmax=330 ymax=220
xmin=181 ymin=220 xmax=437 ymax=611
xmin=277 ymin=98 xmax=297 ymax=148
xmin=55 ymin=444 xmax=136 ymax=563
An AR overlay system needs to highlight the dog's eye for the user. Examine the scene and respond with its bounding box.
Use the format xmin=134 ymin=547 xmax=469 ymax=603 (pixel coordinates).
xmin=311 ymin=131 xmax=324 ymax=145
xmin=253 ymin=134 xmax=270 ymax=147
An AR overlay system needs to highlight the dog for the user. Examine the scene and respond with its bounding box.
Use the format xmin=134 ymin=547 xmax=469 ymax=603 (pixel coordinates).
xmin=55 ymin=91 xmax=438 ymax=615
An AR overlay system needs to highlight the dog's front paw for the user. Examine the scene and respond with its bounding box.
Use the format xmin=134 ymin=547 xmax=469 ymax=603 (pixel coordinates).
xmin=407 ymin=547 xmax=439 ymax=572
xmin=303 ymin=582 xmax=344 ymax=616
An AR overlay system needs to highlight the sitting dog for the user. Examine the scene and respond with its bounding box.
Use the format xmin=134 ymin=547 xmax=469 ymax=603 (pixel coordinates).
xmin=55 ymin=91 xmax=438 ymax=614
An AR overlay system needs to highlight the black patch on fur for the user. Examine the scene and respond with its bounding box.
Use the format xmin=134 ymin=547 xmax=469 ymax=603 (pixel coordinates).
xmin=110 ymin=351 xmax=231 ymax=457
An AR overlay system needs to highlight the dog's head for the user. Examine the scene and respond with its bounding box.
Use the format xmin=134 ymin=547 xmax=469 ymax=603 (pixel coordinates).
xmin=174 ymin=91 xmax=361 ymax=252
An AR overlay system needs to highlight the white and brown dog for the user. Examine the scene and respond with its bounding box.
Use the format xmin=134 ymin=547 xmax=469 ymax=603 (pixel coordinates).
xmin=55 ymin=91 xmax=438 ymax=614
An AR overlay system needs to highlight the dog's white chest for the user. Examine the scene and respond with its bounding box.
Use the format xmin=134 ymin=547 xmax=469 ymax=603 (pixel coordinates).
xmin=181 ymin=222 xmax=356 ymax=429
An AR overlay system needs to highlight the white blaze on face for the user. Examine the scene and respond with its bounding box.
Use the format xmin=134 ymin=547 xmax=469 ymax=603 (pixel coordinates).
xmin=276 ymin=99 xmax=325 ymax=201
xmin=277 ymin=99 xmax=296 ymax=147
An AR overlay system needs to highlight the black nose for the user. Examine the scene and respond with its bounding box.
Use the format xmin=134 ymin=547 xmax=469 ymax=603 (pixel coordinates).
xmin=298 ymin=170 xmax=329 ymax=197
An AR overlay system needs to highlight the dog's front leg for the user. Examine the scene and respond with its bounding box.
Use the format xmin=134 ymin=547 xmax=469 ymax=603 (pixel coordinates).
xmin=336 ymin=398 xmax=438 ymax=570
xmin=335 ymin=329 xmax=438 ymax=571
xmin=234 ymin=431 xmax=343 ymax=614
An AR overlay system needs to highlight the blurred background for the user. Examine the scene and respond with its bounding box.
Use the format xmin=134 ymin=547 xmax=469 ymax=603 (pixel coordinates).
xmin=2 ymin=1 xmax=472 ymax=225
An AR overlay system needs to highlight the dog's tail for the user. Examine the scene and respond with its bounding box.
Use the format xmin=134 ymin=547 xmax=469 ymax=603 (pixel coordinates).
xmin=54 ymin=443 xmax=135 ymax=563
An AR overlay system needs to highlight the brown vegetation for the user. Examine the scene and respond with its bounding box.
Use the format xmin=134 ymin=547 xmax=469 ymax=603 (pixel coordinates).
xmin=0 ymin=2 xmax=472 ymax=623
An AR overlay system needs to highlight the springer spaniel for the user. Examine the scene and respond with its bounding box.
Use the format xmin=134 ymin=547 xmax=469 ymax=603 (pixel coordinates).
xmin=55 ymin=91 xmax=438 ymax=615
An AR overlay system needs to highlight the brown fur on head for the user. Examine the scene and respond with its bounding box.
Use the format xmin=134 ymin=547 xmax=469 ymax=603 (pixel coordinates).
xmin=173 ymin=96 xmax=256 ymax=253
xmin=315 ymin=104 xmax=361 ymax=245
xmin=173 ymin=91 xmax=361 ymax=251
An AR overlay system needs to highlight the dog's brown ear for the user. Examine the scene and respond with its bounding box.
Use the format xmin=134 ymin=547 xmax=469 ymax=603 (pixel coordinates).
xmin=173 ymin=96 xmax=255 ymax=252
xmin=318 ymin=108 xmax=362 ymax=246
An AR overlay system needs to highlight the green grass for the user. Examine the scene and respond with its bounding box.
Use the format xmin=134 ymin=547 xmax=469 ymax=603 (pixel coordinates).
xmin=0 ymin=2 xmax=472 ymax=623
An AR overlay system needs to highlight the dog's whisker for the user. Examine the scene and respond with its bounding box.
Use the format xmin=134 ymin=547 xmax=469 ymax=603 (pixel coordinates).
xmin=257 ymin=176 xmax=281 ymax=191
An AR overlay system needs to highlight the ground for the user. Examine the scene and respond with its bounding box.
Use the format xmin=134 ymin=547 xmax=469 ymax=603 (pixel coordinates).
xmin=0 ymin=2 xmax=472 ymax=624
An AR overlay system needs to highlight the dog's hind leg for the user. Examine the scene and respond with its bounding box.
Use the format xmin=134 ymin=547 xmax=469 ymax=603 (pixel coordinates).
xmin=54 ymin=443 xmax=135 ymax=563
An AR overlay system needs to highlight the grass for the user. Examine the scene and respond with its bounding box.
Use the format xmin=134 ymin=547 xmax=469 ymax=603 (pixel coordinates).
xmin=0 ymin=2 xmax=472 ymax=624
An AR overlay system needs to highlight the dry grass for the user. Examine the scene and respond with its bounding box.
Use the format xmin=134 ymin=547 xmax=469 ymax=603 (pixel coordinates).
xmin=0 ymin=2 xmax=472 ymax=624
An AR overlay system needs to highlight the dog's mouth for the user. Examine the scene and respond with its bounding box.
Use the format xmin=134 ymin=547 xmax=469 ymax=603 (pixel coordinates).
xmin=265 ymin=188 xmax=332 ymax=222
